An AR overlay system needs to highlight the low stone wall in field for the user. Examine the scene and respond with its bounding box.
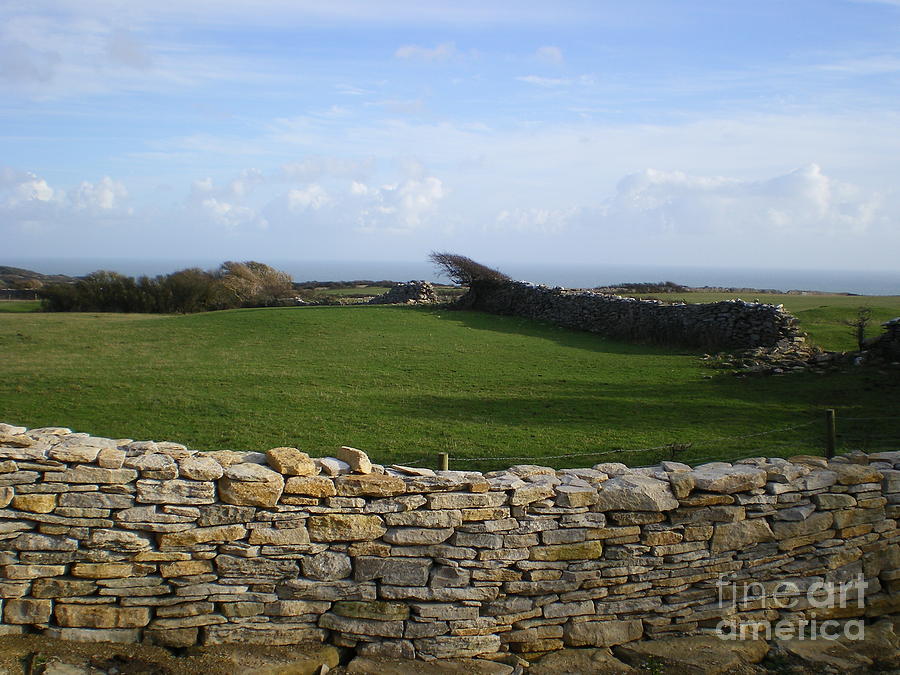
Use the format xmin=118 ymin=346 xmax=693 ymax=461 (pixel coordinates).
xmin=0 ymin=422 xmax=897 ymax=662
xmin=368 ymin=281 xmax=437 ymax=305
xmin=463 ymin=281 xmax=805 ymax=351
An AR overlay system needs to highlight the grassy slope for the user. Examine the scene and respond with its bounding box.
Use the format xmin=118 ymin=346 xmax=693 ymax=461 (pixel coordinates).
xmin=0 ymin=301 xmax=41 ymax=313
xmin=635 ymin=292 xmax=900 ymax=351
xmin=1 ymin=305 xmax=896 ymax=472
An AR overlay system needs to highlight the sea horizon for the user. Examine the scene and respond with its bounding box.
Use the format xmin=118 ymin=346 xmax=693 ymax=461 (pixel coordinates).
xmin=5 ymin=257 xmax=900 ymax=296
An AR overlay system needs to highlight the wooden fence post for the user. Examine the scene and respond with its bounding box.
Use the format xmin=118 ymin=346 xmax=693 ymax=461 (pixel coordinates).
xmin=825 ymin=409 xmax=836 ymax=459
xmin=438 ymin=452 xmax=449 ymax=471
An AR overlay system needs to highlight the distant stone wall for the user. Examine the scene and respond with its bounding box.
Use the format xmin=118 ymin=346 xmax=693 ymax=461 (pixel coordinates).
xmin=368 ymin=281 xmax=437 ymax=305
xmin=873 ymin=318 xmax=900 ymax=361
xmin=0 ymin=422 xmax=897 ymax=662
xmin=463 ymin=281 xmax=805 ymax=351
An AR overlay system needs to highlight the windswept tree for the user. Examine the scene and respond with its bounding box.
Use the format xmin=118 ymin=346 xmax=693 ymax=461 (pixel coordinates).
xmin=219 ymin=261 xmax=293 ymax=307
xmin=428 ymin=252 xmax=510 ymax=286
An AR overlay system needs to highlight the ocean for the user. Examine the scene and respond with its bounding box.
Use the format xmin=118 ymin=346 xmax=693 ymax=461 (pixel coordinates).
xmin=6 ymin=257 xmax=900 ymax=296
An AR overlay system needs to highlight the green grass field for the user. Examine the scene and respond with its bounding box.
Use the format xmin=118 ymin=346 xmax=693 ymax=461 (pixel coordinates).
xmin=1 ymin=304 xmax=896 ymax=471
xmin=0 ymin=301 xmax=41 ymax=313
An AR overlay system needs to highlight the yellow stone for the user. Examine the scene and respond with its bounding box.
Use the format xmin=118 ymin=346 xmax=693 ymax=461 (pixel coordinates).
xmin=11 ymin=494 xmax=57 ymax=514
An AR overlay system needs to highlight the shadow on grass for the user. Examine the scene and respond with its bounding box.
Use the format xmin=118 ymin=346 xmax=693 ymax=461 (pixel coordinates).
xmin=406 ymin=306 xmax=697 ymax=357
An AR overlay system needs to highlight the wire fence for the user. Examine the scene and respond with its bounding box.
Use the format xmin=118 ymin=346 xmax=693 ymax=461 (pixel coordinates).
xmin=181 ymin=412 xmax=897 ymax=472
xmin=425 ymin=412 xmax=898 ymax=472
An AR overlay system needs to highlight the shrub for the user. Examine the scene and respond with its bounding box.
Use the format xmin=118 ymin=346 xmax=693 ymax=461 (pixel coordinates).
xmin=219 ymin=261 xmax=294 ymax=307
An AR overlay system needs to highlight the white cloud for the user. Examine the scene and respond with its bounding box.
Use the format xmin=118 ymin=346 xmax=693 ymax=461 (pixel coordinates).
xmin=602 ymin=164 xmax=881 ymax=236
xmin=280 ymin=157 xmax=374 ymax=183
xmin=353 ymin=175 xmax=445 ymax=231
xmin=516 ymin=74 xmax=570 ymax=87
xmin=287 ymin=184 xmax=330 ymax=211
xmin=0 ymin=168 xmax=56 ymax=204
xmin=535 ymin=45 xmax=563 ymax=64
xmin=495 ymin=207 xmax=577 ymax=234
xmin=394 ymin=41 xmax=456 ymax=62
xmin=68 ymin=176 xmax=128 ymax=211
xmin=200 ymin=197 xmax=267 ymax=230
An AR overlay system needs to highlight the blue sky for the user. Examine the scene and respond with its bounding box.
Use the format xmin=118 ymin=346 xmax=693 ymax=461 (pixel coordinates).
xmin=3 ymin=0 xmax=900 ymax=272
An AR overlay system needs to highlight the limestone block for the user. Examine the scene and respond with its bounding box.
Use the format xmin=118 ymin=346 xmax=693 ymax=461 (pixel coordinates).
xmin=71 ymin=563 xmax=153 ymax=579
xmin=283 ymin=475 xmax=337 ymax=497
xmin=59 ymin=492 xmax=133 ymax=509
xmin=614 ymin=635 xmax=769 ymax=673
xmin=197 ymin=504 xmax=255 ymax=526
xmin=415 ymin=634 xmax=502 ymax=659
xmin=116 ymin=505 xmax=196 ymax=523
xmin=594 ymin=475 xmax=678 ymax=512
xmin=278 ymin=579 xmax=377 ymax=602
xmin=669 ymin=471 xmax=695 ymax=499
xmin=384 ymin=509 xmax=462 ymax=528
xmin=11 ymin=533 xmax=77 ymax=551
xmin=54 ymin=604 xmax=151 ymax=628
xmin=383 ymin=527 xmax=454 ymax=545
xmin=319 ymin=612 xmax=405 ymax=638
xmin=813 ymin=493 xmax=857 ymax=509
xmin=773 ymin=503 xmax=817 ymax=521
xmin=710 ymin=519 xmax=776 ymax=553
xmin=528 ymin=649 xmax=636 ymax=675
xmin=307 ymin=514 xmax=386 ymax=542
xmin=510 ymin=482 xmax=556 ymax=506
xmin=202 ymin=622 xmax=328 ymax=645
xmin=3 ymin=598 xmax=52 ymax=624
xmin=219 ymin=463 xmax=285 ymax=507
xmin=32 ymin=578 xmax=97 ymax=598
xmin=126 ymin=453 xmax=179 ymax=479
xmin=157 ymin=523 xmax=247 ymax=547
xmin=555 ymin=484 xmax=599 ymax=508
xmin=265 ymin=599 xmax=331 ymax=616
xmin=159 ymin=560 xmax=214 ymax=578
xmin=690 ymin=464 xmax=767 ymax=493
xmin=248 ymin=526 xmax=310 ymax=545
xmin=302 ymin=551 xmax=352 ymax=580
xmin=215 ymin=554 xmax=299 ymax=579
xmin=178 ymin=455 xmax=224 ymax=481
xmin=796 ymin=470 xmax=839 ymax=491
xmin=564 ymin=618 xmax=643 ymax=647
xmin=266 ymin=447 xmax=317 ymax=476
xmin=0 ymin=487 xmax=13 ymax=508
xmin=335 ymin=474 xmax=406 ymax=497
xmin=2 ymin=564 xmax=67 ymax=579
xmin=530 ymin=541 xmax=603 ymax=562
xmin=770 ymin=511 xmax=834 ymax=539
xmin=427 ymin=492 xmax=508 ymax=509
xmin=831 ymin=463 xmax=883 ymax=485
xmin=316 ymin=457 xmax=352 ymax=476
xmin=354 ymin=556 xmax=431 ymax=586
xmin=97 ymin=447 xmax=126 ymax=469
xmin=42 ymin=466 xmax=137 ymax=484
xmin=336 ymin=446 xmax=373 ymax=474
xmin=43 ymin=627 xmax=141 ymax=643
xmin=85 ymin=530 xmax=152 ymax=554
xmin=136 ymin=479 xmax=216 ymax=505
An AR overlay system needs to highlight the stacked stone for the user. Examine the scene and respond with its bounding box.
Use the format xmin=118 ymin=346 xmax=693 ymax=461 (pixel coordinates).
xmin=368 ymin=281 xmax=438 ymax=305
xmin=872 ymin=318 xmax=900 ymax=361
xmin=464 ymin=280 xmax=805 ymax=351
xmin=0 ymin=422 xmax=897 ymax=663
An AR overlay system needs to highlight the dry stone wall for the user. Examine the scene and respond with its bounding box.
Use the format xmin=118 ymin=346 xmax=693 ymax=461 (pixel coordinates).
xmin=464 ymin=281 xmax=805 ymax=351
xmin=0 ymin=421 xmax=898 ymax=662
xmin=368 ymin=281 xmax=437 ymax=305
